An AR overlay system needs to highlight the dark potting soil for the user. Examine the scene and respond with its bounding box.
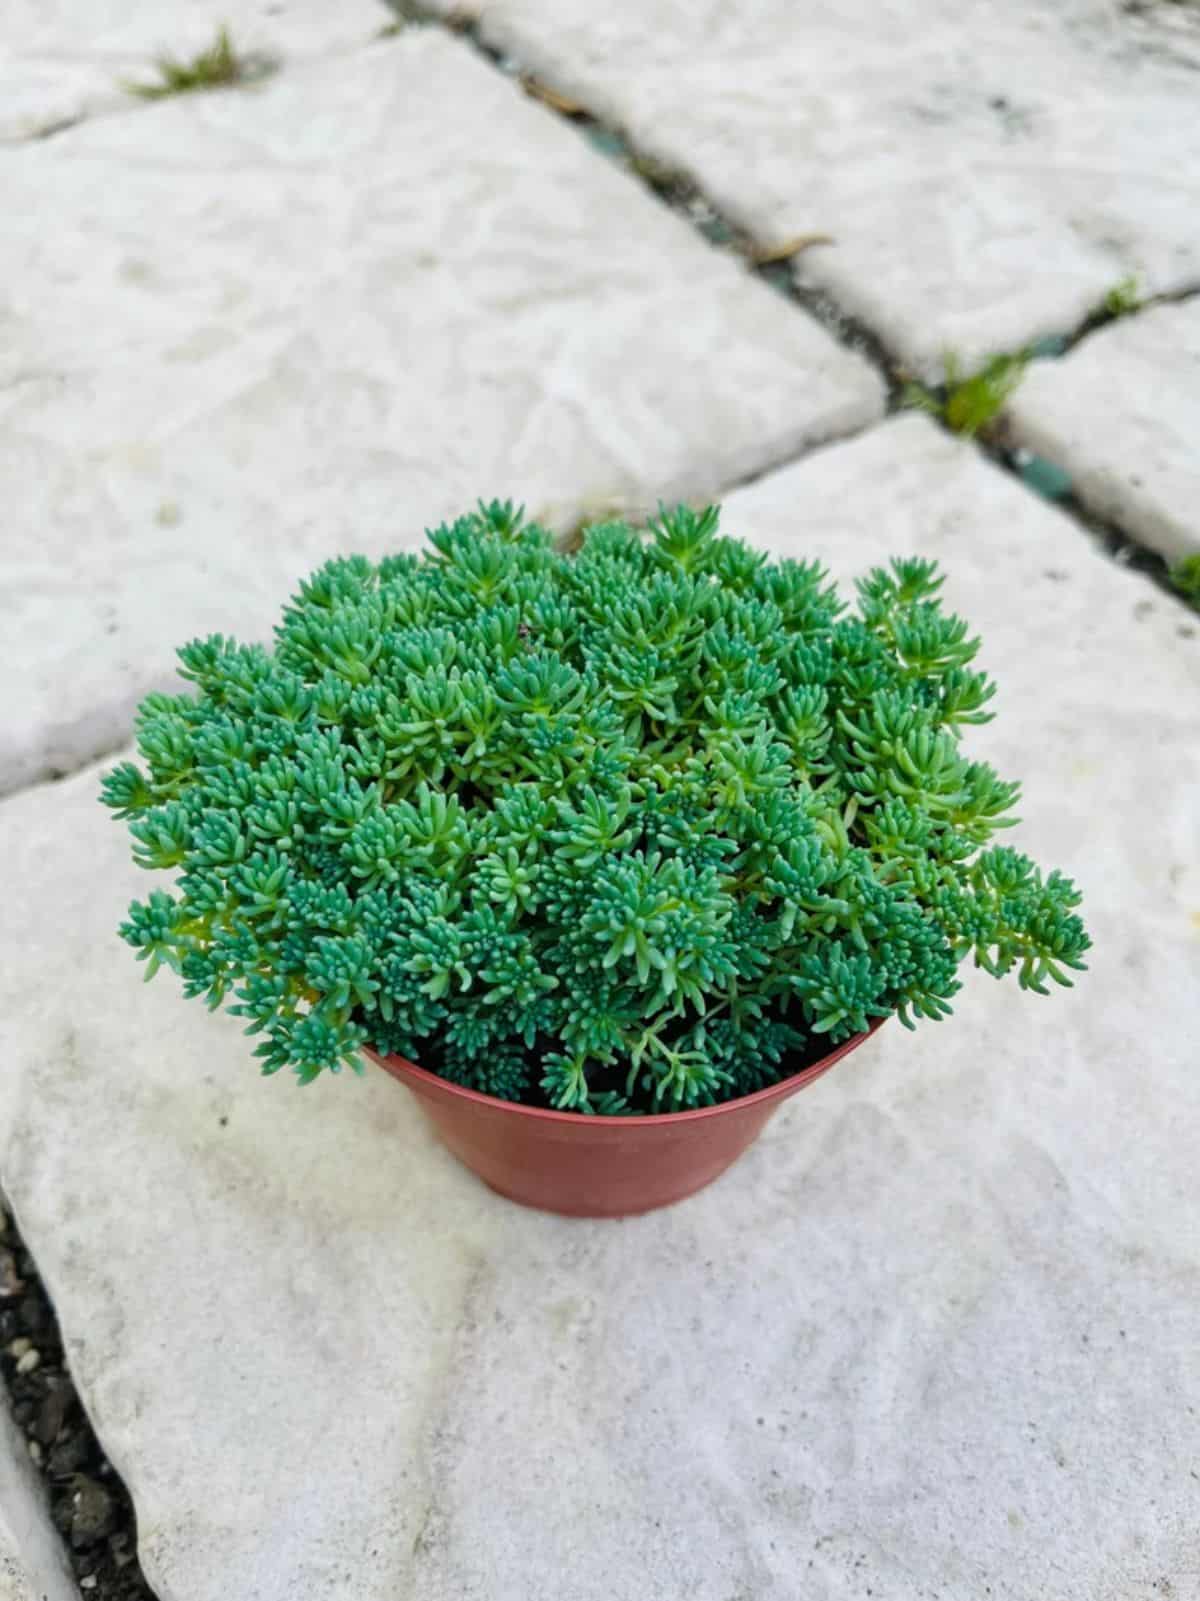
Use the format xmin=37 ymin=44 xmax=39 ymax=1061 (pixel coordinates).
xmin=389 ymin=1021 xmax=853 ymax=1115
xmin=0 ymin=1205 xmax=157 ymax=1601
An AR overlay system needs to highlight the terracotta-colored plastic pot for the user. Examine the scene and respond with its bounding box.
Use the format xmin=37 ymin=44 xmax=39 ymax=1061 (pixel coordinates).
xmin=363 ymin=1023 xmax=880 ymax=1217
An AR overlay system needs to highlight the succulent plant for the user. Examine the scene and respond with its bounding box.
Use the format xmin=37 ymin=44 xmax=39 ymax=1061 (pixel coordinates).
xmin=103 ymin=502 xmax=1089 ymax=1113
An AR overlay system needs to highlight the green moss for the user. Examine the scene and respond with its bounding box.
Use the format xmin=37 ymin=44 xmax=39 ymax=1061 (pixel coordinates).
xmin=1101 ymin=276 xmax=1142 ymax=320
xmin=102 ymin=504 xmax=1089 ymax=1111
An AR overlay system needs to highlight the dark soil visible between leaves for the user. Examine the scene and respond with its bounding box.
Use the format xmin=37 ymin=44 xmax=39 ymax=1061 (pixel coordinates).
xmin=0 ymin=1205 xmax=157 ymax=1600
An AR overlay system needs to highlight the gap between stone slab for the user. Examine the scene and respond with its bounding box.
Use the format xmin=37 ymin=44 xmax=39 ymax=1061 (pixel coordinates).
xmin=1026 ymin=276 xmax=1200 ymax=363
xmin=28 ymin=114 xmax=85 ymax=142
xmin=0 ymin=1199 xmax=160 ymax=1601
xmin=37 ymin=737 xmax=131 ymax=794
xmin=18 ymin=73 xmax=271 ymax=149
xmin=388 ymin=2 xmax=1200 ymax=620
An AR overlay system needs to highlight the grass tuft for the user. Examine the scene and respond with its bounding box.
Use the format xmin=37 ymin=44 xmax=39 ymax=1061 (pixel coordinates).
xmin=1169 ymin=553 xmax=1200 ymax=609
xmin=124 ymin=25 xmax=258 ymax=100
xmin=902 ymin=351 xmax=1027 ymax=439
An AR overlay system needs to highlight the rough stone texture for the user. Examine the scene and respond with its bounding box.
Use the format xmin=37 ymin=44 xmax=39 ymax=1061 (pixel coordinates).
xmin=1 ymin=418 xmax=1197 ymax=1601
xmin=0 ymin=0 xmax=391 ymax=143
xmin=0 ymin=1398 xmax=78 ymax=1601
xmin=1122 ymin=0 xmax=1200 ymax=72
xmin=1010 ymin=300 xmax=1200 ymax=563
xmin=0 ymin=27 xmax=882 ymax=798
xmin=441 ymin=0 xmax=1200 ymax=375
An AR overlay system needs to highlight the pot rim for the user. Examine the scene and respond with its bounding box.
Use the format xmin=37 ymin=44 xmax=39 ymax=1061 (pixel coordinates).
xmin=363 ymin=1017 xmax=884 ymax=1129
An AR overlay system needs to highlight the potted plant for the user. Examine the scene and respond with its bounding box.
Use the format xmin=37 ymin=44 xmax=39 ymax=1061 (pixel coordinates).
xmin=102 ymin=502 xmax=1089 ymax=1215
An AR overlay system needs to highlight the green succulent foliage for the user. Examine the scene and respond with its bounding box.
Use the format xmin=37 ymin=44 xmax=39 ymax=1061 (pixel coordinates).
xmin=102 ymin=503 xmax=1090 ymax=1113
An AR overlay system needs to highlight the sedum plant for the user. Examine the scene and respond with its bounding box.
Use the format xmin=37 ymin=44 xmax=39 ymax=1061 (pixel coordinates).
xmin=102 ymin=504 xmax=1089 ymax=1114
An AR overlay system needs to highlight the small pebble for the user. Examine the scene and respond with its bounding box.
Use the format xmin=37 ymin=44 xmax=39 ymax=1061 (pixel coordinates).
xmin=7 ymin=1336 xmax=31 ymax=1358
xmin=27 ymin=1439 xmax=42 ymax=1464
xmin=81 ymin=1578 xmax=98 ymax=1591
xmin=16 ymin=1347 xmax=40 ymax=1375
xmin=698 ymin=217 xmax=735 ymax=246
xmin=18 ymin=1292 xmax=49 ymax=1335
xmin=69 ymin=1477 xmax=117 ymax=1549
xmin=585 ymin=127 xmax=626 ymax=159
xmin=0 ymin=1249 xmax=23 ymax=1297
xmin=36 ymin=1383 xmax=70 ymax=1445
xmin=1028 ymin=332 xmax=1069 ymax=359
xmin=1018 ymin=455 xmax=1072 ymax=502
xmin=48 ymin=1434 xmax=88 ymax=1476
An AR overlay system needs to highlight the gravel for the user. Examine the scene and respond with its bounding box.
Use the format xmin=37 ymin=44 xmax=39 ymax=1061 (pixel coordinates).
xmin=0 ymin=1205 xmax=156 ymax=1600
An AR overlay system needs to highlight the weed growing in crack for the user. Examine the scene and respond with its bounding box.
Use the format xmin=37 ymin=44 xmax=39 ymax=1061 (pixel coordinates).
xmin=1169 ymin=553 xmax=1200 ymax=609
xmin=383 ymin=0 xmax=444 ymax=24
xmin=902 ymin=351 xmax=1028 ymax=440
xmin=124 ymin=25 xmax=266 ymax=100
xmin=1101 ymin=275 xmax=1142 ymax=319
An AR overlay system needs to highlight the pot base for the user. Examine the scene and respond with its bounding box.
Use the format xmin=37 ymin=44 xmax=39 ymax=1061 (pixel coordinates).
xmin=364 ymin=1023 xmax=879 ymax=1218
xmin=476 ymin=1158 xmax=746 ymax=1218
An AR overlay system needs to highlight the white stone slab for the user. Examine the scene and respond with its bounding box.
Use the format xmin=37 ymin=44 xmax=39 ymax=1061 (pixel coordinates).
xmin=1 ymin=418 xmax=1197 ymax=1601
xmin=0 ymin=1399 xmax=78 ymax=1601
xmin=442 ymin=0 xmax=1200 ymax=376
xmin=0 ymin=0 xmax=390 ymax=143
xmin=0 ymin=28 xmax=882 ymax=797
xmin=1010 ymin=299 xmax=1200 ymax=563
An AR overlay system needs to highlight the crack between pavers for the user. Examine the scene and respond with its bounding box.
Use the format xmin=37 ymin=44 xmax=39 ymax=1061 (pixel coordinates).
xmin=0 ymin=1198 xmax=160 ymax=1601
xmin=390 ymin=3 xmax=1200 ymax=623
xmin=25 ymin=114 xmax=84 ymax=142
xmin=10 ymin=82 xmax=228 ymax=149
xmin=0 ymin=733 xmax=132 ymax=809
xmin=387 ymin=3 xmax=905 ymax=418
xmin=1043 ymin=275 xmax=1200 ymax=360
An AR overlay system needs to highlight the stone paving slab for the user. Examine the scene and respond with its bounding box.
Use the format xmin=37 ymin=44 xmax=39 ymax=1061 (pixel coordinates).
xmin=1010 ymin=299 xmax=1200 ymax=564
xmin=0 ymin=26 xmax=882 ymax=799
xmin=0 ymin=1391 xmax=78 ymax=1601
xmin=440 ymin=0 xmax=1200 ymax=376
xmin=0 ymin=0 xmax=390 ymax=143
xmin=1 ymin=418 xmax=1197 ymax=1601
